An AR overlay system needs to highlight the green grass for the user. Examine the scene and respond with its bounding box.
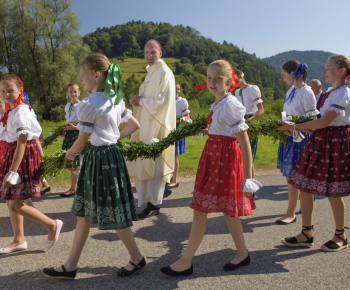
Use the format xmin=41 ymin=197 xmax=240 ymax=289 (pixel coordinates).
xmin=113 ymin=57 xmax=180 ymax=81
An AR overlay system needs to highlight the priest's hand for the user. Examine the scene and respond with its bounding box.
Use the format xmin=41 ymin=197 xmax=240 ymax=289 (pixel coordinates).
xmin=130 ymin=94 xmax=141 ymax=106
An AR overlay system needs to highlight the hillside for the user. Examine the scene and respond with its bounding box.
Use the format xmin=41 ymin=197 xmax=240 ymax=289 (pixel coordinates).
xmin=83 ymin=21 xmax=290 ymax=117
xmin=263 ymin=50 xmax=335 ymax=89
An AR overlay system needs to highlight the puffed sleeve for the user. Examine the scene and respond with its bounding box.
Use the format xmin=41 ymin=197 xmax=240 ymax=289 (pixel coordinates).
xmin=13 ymin=106 xmax=42 ymax=138
xmin=76 ymin=98 xmax=96 ymax=133
xmin=64 ymin=103 xmax=70 ymax=120
xmin=119 ymin=99 xmax=132 ymax=123
xmin=248 ymin=85 xmax=263 ymax=105
xmin=180 ymin=98 xmax=190 ymax=116
xmin=301 ymin=87 xmax=320 ymax=117
xmin=225 ymin=98 xmax=249 ymax=135
xmin=325 ymin=87 xmax=350 ymax=114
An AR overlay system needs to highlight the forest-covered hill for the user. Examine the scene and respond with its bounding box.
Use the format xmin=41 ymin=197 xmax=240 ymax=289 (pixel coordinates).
xmin=83 ymin=21 xmax=290 ymax=117
xmin=263 ymin=50 xmax=335 ymax=90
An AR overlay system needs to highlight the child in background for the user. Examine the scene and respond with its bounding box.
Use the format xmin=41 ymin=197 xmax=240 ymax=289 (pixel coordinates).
xmin=161 ymin=60 xmax=260 ymax=276
xmin=278 ymin=55 xmax=350 ymax=252
xmin=43 ymin=53 xmax=144 ymax=279
xmin=167 ymin=83 xmax=190 ymax=189
xmin=234 ymin=70 xmax=264 ymax=178
xmin=0 ymin=75 xmax=62 ymax=254
xmin=60 ymin=83 xmax=81 ymax=197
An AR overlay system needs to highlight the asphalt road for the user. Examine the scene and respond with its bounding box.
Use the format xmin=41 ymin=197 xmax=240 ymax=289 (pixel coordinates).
xmin=0 ymin=173 xmax=349 ymax=290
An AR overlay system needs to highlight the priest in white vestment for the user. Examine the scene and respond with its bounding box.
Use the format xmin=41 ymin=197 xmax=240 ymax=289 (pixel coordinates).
xmin=127 ymin=39 xmax=176 ymax=218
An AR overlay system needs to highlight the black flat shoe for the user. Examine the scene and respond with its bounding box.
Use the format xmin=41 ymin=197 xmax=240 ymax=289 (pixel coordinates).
xmin=275 ymin=216 xmax=297 ymax=225
xmin=223 ymin=254 xmax=250 ymax=271
xmin=40 ymin=187 xmax=51 ymax=195
xmin=281 ymin=225 xmax=314 ymax=247
xmin=138 ymin=204 xmax=160 ymax=219
xmin=115 ymin=257 xmax=146 ymax=277
xmin=167 ymin=183 xmax=179 ymax=189
xmin=60 ymin=192 xmax=75 ymax=198
xmin=160 ymin=265 xmax=193 ymax=276
xmin=43 ymin=265 xmax=77 ymax=279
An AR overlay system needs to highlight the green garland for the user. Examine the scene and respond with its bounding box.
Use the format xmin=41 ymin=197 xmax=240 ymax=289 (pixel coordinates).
xmin=40 ymin=114 xmax=313 ymax=179
xmin=246 ymin=115 xmax=313 ymax=143
xmin=43 ymin=123 xmax=78 ymax=149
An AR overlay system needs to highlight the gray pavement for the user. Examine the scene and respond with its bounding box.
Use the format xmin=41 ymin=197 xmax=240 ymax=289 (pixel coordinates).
xmin=0 ymin=173 xmax=350 ymax=290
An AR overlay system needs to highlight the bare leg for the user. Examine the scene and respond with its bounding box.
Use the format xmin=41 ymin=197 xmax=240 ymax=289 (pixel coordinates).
xmin=9 ymin=200 xmax=57 ymax=240
xmin=63 ymin=169 xmax=79 ymax=195
xmin=224 ymin=214 xmax=248 ymax=264
xmin=115 ymin=227 xmax=143 ymax=271
xmin=40 ymin=176 xmax=50 ymax=190
xmin=24 ymin=199 xmax=34 ymax=207
xmin=170 ymin=210 xmax=208 ymax=271
xmin=54 ymin=217 xmax=90 ymax=272
xmin=291 ymin=191 xmax=314 ymax=242
xmin=168 ymin=156 xmax=179 ymax=186
xmin=279 ymin=177 xmax=299 ymax=222
xmin=3 ymin=200 xmax=26 ymax=248
xmin=328 ymin=197 xmax=346 ymax=245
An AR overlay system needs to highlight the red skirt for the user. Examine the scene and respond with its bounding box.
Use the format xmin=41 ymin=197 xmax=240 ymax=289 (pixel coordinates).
xmin=289 ymin=126 xmax=350 ymax=197
xmin=0 ymin=140 xmax=41 ymax=200
xmin=0 ymin=140 xmax=8 ymax=161
xmin=190 ymin=135 xmax=256 ymax=217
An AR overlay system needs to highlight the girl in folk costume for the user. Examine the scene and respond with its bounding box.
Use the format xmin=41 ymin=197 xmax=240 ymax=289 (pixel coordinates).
xmin=161 ymin=60 xmax=261 ymax=276
xmin=276 ymin=61 xmax=319 ymax=225
xmin=0 ymin=75 xmax=63 ymax=254
xmin=60 ymin=83 xmax=81 ymax=197
xmin=278 ymin=55 xmax=350 ymax=252
xmin=234 ymin=69 xmax=264 ymax=178
xmin=167 ymin=83 xmax=191 ymax=189
xmin=43 ymin=53 xmax=144 ymax=279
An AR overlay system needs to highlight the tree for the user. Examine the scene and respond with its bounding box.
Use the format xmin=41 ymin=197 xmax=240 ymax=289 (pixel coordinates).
xmin=0 ymin=0 xmax=91 ymax=120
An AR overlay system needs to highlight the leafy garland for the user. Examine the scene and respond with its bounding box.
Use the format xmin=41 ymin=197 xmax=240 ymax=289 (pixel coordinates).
xmin=42 ymin=123 xmax=78 ymax=149
xmin=40 ymin=114 xmax=313 ymax=179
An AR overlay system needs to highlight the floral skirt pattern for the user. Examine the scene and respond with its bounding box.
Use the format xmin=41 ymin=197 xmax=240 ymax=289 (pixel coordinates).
xmin=62 ymin=130 xmax=80 ymax=168
xmin=289 ymin=126 xmax=350 ymax=197
xmin=190 ymin=135 xmax=256 ymax=217
xmin=0 ymin=140 xmax=8 ymax=161
xmin=71 ymin=144 xmax=138 ymax=230
xmin=277 ymin=134 xmax=310 ymax=177
xmin=0 ymin=140 xmax=41 ymax=200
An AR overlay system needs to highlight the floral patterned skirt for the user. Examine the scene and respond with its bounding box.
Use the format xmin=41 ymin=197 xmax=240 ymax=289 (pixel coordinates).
xmin=62 ymin=130 xmax=80 ymax=168
xmin=0 ymin=140 xmax=41 ymax=200
xmin=289 ymin=126 xmax=350 ymax=197
xmin=71 ymin=144 xmax=138 ymax=230
xmin=277 ymin=134 xmax=310 ymax=177
xmin=190 ymin=135 xmax=256 ymax=217
xmin=0 ymin=140 xmax=8 ymax=161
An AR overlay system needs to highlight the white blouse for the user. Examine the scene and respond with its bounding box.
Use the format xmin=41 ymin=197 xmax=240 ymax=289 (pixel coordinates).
xmin=64 ymin=101 xmax=80 ymax=123
xmin=208 ymin=94 xmax=249 ymax=137
xmin=176 ymin=97 xmax=190 ymax=116
xmin=76 ymin=90 xmax=132 ymax=146
xmin=5 ymin=104 xmax=42 ymax=143
xmin=0 ymin=116 xmax=5 ymax=141
xmin=234 ymin=85 xmax=263 ymax=115
xmin=320 ymin=85 xmax=350 ymax=127
xmin=283 ymin=85 xmax=319 ymax=117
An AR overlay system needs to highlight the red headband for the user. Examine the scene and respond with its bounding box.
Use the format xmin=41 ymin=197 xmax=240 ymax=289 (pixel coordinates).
xmin=193 ymin=69 xmax=239 ymax=92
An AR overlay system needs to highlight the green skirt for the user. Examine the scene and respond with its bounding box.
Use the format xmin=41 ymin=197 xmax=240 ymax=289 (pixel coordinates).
xmin=71 ymin=144 xmax=138 ymax=230
xmin=62 ymin=130 xmax=80 ymax=168
xmin=245 ymin=114 xmax=258 ymax=163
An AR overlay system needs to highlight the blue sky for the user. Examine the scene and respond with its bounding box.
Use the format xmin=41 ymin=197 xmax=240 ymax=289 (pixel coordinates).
xmin=71 ymin=0 xmax=349 ymax=59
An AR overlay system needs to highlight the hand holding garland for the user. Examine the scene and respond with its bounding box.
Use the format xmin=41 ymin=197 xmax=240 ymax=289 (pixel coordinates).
xmin=43 ymin=122 xmax=78 ymax=149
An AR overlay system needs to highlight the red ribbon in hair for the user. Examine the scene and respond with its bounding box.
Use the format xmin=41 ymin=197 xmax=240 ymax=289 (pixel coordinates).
xmin=193 ymin=69 xmax=239 ymax=92
xmin=0 ymin=76 xmax=30 ymax=127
